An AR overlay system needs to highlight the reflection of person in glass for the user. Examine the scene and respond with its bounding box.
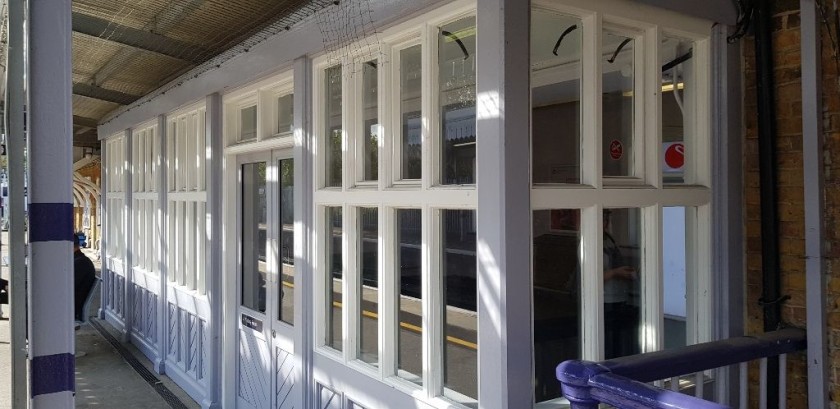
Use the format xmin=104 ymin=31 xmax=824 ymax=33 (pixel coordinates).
xmin=603 ymin=209 xmax=640 ymax=359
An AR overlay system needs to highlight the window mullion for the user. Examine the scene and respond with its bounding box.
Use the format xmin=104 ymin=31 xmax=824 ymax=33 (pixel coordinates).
xmin=693 ymin=39 xmax=713 ymax=187
xmin=421 ymin=25 xmax=436 ymax=190
xmin=344 ymin=204 xmax=358 ymax=362
xmin=641 ymin=204 xmax=663 ymax=353
xmin=422 ymin=206 xmax=442 ymax=397
xmin=379 ymin=48 xmax=392 ymax=190
xmin=581 ymin=13 xmax=602 ymax=188
xmin=380 ymin=206 xmax=397 ymax=377
xmin=343 ymin=62 xmax=354 ymax=192
xmin=315 ymin=206 xmax=327 ymax=348
xmin=694 ymin=204 xmax=713 ymax=344
xmin=644 ymin=27 xmax=662 ymax=188
xmin=581 ymin=205 xmax=604 ymax=360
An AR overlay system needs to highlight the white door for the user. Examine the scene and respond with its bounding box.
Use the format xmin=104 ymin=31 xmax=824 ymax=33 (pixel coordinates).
xmin=236 ymin=150 xmax=298 ymax=409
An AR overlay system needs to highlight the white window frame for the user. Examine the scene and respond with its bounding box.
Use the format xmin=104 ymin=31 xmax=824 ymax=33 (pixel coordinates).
xmin=105 ymin=134 xmax=127 ymax=263
xmin=312 ymin=2 xmax=480 ymax=408
xmin=166 ymin=102 xmax=209 ymax=294
xmin=131 ymin=122 xmax=159 ymax=275
xmin=529 ymin=1 xmax=712 ymax=407
xmin=225 ymin=71 xmax=295 ymax=148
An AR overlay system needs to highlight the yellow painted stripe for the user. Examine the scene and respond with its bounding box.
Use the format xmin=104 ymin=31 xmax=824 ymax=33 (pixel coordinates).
xmin=331 ymin=301 xmax=477 ymax=350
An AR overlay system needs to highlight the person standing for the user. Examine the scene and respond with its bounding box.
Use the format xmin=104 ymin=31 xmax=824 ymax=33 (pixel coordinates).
xmin=74 ymin=233 xmax=96 ymax=322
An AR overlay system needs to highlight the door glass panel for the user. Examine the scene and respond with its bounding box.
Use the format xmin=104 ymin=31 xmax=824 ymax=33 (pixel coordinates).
xmin=397 ymin=209 xmax=422 ymax=384
xmin=439 ymin=17 xmax=477 ymax=185
xmin=663 ymin=206 xmax=688 ymax=349
xmin=358 ymin=207 xmax=378 ymax=364
xmin=400 ymin=45 xmax=422 ymax=180
xmin=602 ymin=32 xmax=636 ymax=178
xmin=241 ymin=162 xmax=267 ymax=313
xmin=531 ymin=11 xmax=582 ymax=184
xmin=326 ymin=206 xmax=343 ymax=350
xmin=532 ymin=209 xmax=581 ymax=402
xmin=442 ymin=209 xmax=477 ymax=405
xmin=603 ymin=208 xmax=642 ymax=359
xmin=279 ymin=159 xmax=295 ymax=325
xmin=325 ymin=65 xmax=343 ymax=188
xmin=362 ymin=61 xmax=379 ymax=181
xmin=661 ymin=37 xmax=694 ymax=184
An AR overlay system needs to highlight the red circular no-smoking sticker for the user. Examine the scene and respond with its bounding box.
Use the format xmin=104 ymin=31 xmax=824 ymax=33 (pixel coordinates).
xmin=665 ymin=142 xmax=685 ymax=169
xmin=609 ymin=140 xmax=623 ymax=160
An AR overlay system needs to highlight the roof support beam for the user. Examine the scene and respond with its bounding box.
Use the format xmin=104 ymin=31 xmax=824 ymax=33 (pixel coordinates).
xmin=72 ymin=12 xmax=210 ymax=64
xmin=73 ymin=115 xmax=99 ymax=128
xmin=89 ymin=0 xmax=206 ymax=87
xmin=73 ymin=83 xmax=138 ymax=105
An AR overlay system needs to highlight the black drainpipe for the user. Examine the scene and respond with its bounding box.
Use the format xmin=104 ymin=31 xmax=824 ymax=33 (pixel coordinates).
xmin=754 ymin=1 xmax=787 ymax=407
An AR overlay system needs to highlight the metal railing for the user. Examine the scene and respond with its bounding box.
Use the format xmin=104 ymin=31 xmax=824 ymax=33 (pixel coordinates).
xmin=556 ymin=328 xmax=806 ymax=408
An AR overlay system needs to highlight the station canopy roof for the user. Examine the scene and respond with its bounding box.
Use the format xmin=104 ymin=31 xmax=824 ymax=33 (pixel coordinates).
xmin=71 ymin=0 xmax=328 ymax=147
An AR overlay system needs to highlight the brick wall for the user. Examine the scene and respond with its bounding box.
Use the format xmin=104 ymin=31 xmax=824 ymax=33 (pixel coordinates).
xmin=742 ymin=3 xmax=840 ymax=407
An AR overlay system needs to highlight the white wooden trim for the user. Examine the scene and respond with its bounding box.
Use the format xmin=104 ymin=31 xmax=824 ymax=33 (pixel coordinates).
xmin=531 ymin=187 xmax=710 ymax=209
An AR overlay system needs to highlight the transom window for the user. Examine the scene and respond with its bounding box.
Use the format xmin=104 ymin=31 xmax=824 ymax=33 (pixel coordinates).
xmin=225 ymin=76 xmax=295 ymax=146
xmin=313 ymin=4 xmax=479 ymax=408
xmin=530 ymin=2 xmax=712 ymax=406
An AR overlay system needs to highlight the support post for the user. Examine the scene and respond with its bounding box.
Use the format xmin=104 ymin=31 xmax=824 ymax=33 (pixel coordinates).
xmin=204 ymin=93 xmax=223 ymax=409
xmin=475 ymin=0 xmax=532 ymax=408
xmin=7 ymin=0 xmax=29 ymax=405
xmin=800 ymin=1 xmax=829 ymax=407
xmin=27 ymin=0 xmax=76 ymax=406
xmin=155 ymin=114 xmax=167 ymax=374
xmin=122 ymin=128 xmax=133 ymax=343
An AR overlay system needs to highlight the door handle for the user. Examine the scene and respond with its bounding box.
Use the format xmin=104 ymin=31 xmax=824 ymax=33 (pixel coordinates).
xmin=272 ymin=330 xmax=276 ymax=338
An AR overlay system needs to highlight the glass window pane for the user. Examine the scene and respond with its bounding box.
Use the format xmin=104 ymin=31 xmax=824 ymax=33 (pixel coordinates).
xmin=241 ymin=105 xmax=257 ymax=141
xmin=363 ymin=61 xmax=379 ymax=181
xmin=532 ymin=209 xmax=581 ymax=402
xmin=531 ymin=11 xmax=582 ymax=184
xmin=279 ymin=159 xmax=295 ymax=325
xmin=400 ymin=45 xmax=422 ymax=180
xmin=325 ymin=65 xmax=343 ymax=188
xmin=439 ymin=17 xmax=477 ymax=185
xmin=442 ymin=209 xmax=477 ymax=405
xmin=277 ymin=93 xmax=294 ymax=135
xmin=602 ymin=32 xmax=636 ymax=178
xmin=241 ymin=162 xmax=267 ymax=313
xmin=358 ymin=207 xmax=378 ymax=364
xmin=603 ymin=208 xmax=642 ymax=359
xmin=663 ymin=206 xmax=688 ymax=349
xmin=661 ymin=37 xmax=693 ymax=184
xmin=397 ymin=209 xmax=422 ymax=384
xmin=326 ymin=206 xmax=343 ymax=350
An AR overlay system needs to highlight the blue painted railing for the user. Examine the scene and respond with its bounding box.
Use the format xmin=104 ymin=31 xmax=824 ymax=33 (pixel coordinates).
xmin=557 ymin=328 xmax=806 ymax=408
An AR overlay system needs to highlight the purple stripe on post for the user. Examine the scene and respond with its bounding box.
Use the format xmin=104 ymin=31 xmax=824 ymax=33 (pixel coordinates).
xmin=31 ymin=353 xmax=75 ymax=396
xmin=28 ymin=202 xmax=74 ymax=243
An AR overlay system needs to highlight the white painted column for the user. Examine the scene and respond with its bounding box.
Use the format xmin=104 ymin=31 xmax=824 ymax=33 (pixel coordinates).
xmin=475 ymin=1 xmax=532 ymax=408
xmin=123 ymin=128 xmax=134 ymax=342
xmin=156 ymin=114 xmax=168 ymax=374
xmin=205 ymin=93 xmax=224 ymax=409
xmin=27 ymin=0 xmax=75 ymax=406
xmin=98 ymin=139 xmax=108 ymax=320
xmin=7 ymin=0 xmax=29 ymax=405
xmin=800 ymin=1 xmax=829 ymax=407
xmin=293 ymin=56 xmax=315 ymax=409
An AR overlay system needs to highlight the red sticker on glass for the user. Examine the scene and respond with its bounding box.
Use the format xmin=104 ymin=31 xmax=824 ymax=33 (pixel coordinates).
xmin=665 ymin=142 xmax=685 ymax=169
xmin=609 ymin=140 xmax=623 ymax=160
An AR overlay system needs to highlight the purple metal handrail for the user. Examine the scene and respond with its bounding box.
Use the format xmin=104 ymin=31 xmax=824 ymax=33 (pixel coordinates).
xmin=556 ymin=328 xmax=806 ymax=408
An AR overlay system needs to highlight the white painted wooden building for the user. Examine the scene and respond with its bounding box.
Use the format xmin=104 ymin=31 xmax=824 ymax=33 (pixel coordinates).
xmin=96 ymin=0 xmax=744 ymax=407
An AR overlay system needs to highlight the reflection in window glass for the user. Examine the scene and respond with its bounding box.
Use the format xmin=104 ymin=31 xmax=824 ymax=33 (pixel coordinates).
xmin=241 ymin=162 xmax=267 ymax=313
xmin=400 ymin=45 xmax=422 ymax=180
xmin=442 ymin=209 xmax=477 ymax=405
xmin=326 ymin=207 xmax=343 ymax=350
xmin=397 ymin=209 xmax=423 ymax=384
xmin=326 ymin=65 xmax=343 ymax=187
xmin=363 ymin=61 xmax=379 ymax=181
xmin=241 ymin=105 xmax=257 ymax=141
xmin=277 ymin=93 xmax=294 ymax=135
xmin=532 ymin=209 xmax=581 ymax=402
xmin=663 ymin=207 xmax=688 ymax=349
xmin=603 ymin=208 xmax=642 ymax=359
xmin=602 ymin=32 xmax=635 ymax=178
xmin=531 ymin=11 xmax=582 ymax=184
xmin=661 ymin=37 xmax=693 ymax=184
xmin=359 ymin=207 xmax=379 ymax=364
xmin=439 ymin=17 xmax=477 ymax=185
xmin=279 ymin=159 xmax=295 ymax=325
